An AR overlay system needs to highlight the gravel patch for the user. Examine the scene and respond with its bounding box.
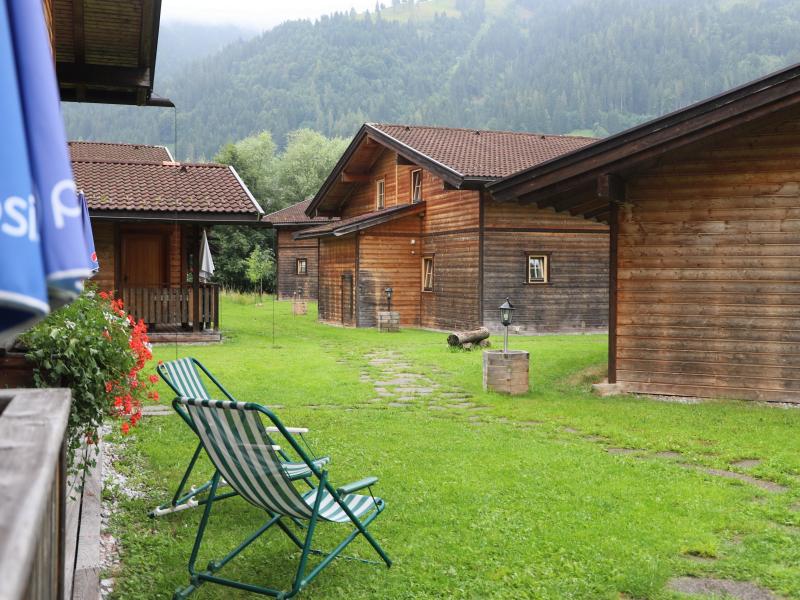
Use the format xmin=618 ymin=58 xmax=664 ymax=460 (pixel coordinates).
xmin=668 ymin=576 xmax=778 ymax=599
xmin=732 ymin=459 xmax=762 ymax=469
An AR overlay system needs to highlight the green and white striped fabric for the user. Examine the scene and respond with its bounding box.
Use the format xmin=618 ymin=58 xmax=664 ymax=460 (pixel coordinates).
xmin=179 ymin=398 xmax=380 ymax=523
xmin=160 ymin=358 xmax=329 ymax=481
xmin=160 ymin=357 xmax=210 ymax=400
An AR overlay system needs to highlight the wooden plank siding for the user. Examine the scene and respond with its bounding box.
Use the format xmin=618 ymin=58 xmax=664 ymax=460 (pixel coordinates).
xmin=482 ymin=200 xmax=609 ymax=332
xmin=91 ymin=221 xmax=183 ymax=292
xmin=276 ymin=228 xmax=319 ymax=300
xmin=318 ymin=236 xmax=357 ymax=325
xmin=615 ymin=114 xmax=800 ymax=402
xmin=357 ymin=217 xmax=422 ymax=327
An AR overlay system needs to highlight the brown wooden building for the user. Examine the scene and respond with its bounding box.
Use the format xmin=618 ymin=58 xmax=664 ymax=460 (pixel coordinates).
xmin=70 ymin=141 xmax=263 ymax=341
xmin=262 ymin=199 xmax=336 ymax=300
xmin=489 ymin=62 xmax=800 ymax=403
xmin=302 ymin=124 xmax=610 ymax=332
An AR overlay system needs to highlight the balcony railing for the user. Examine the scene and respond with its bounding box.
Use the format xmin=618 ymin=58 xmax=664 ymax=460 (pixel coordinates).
xmin=0 ymin=388 xmax=71 ymax=600
xmin=121 ymin=284 xmax=219 ymax=331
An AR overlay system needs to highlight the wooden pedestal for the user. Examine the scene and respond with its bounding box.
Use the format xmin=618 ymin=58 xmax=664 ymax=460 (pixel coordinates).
xmin=292 ymin=301 xmax=307 ymax=316
xmin=483 ymin=350 xmax=529 ymax=395
xmin=378 ymin=311 xmax=400 ymax=332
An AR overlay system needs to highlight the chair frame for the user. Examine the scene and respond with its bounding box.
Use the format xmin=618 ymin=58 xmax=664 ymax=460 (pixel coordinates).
xmin=171 ymin=399 xmax=391 ymax=599
xmin=152 ymin=358 xmax=321 ymax=518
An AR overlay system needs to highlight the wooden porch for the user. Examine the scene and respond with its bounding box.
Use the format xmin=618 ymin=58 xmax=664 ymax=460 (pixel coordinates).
xmin=121 ymin=283 xmax=221 ymax=343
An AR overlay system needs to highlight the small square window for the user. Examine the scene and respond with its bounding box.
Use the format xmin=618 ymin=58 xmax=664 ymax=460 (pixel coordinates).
xmin=296 ymin=258 xmax=308 ymax=275
xmin=411 ymin=170 xmax=423 ymax=203
xmin=527 ymin=254 xmax=549 ymax=284
xmin=422 ymin=256 xmax=434 ymax=291
xmin=376 ymin=179 xmax=385 ymax=210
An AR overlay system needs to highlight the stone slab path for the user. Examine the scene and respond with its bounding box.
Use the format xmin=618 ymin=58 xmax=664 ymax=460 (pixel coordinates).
xmin=669 ymin=576 xmax=779 ymax=600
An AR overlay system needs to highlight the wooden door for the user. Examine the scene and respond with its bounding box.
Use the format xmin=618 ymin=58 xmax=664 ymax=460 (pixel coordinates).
xmin=341 ymin=272 xmax=354 ymax=326
xmin=121 ymin=234 xmax=166 ymax=286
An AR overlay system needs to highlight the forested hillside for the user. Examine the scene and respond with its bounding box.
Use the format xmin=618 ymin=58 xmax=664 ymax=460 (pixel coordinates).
xmin=63 ymin=0 xmax=800 ymax=160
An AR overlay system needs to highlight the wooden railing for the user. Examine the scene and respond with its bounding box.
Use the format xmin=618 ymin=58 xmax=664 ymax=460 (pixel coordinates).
xmin=121 ymin=284 xmax=219 ymax=330
xmin=0 ymin=388 xmax=71 ymax=600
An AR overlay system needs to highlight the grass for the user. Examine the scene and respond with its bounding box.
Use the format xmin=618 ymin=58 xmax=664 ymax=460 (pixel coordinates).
xmin=107 ymin=296 xmax=800 ymax=599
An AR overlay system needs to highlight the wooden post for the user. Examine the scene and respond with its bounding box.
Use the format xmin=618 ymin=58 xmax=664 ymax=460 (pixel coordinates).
xmin=608 ymin=200 xmax=618 ymax=384
xmin=192 ymin=225 xmax=200 ymax=332
xmin=213 ymin=285 xmax=220 ymax=330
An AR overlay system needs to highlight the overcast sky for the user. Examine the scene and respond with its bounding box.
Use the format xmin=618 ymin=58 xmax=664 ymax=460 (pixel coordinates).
xmin=161 ymin=0 xmax=379 ymax=31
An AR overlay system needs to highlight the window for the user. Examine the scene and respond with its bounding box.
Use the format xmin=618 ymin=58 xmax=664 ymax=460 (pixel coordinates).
xmin=527 ymin=254 xmax=549 ymax=284
xmin=422 ymin=256 xmax=434 ymax=292
xmin=411 ymin=169 xmax=423 ymax=203
xmin=296 ymin=258 xmax=308 ymax=275
xmin=376 ymin=179 xmax=385 ymax=210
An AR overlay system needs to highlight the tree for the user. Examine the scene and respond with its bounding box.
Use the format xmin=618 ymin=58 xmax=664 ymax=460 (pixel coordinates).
xmin=273 ymin=129 xmax=349 ymax=209
xmin=245 ymin=246 xmax=275 ymax=299
xmin=215 ymin=131 xmax=277 ymax=209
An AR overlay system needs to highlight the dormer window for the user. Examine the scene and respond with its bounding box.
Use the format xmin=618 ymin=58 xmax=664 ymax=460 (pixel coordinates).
xmin=376 ymin=179 xmax=385 ymax=210
xmin=411 ymin=169 xmax=423 ymax=203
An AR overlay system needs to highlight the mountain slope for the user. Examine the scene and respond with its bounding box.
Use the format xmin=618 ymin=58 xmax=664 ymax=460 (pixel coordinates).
xmin=63 ymin=0 xmax=800 ymax=160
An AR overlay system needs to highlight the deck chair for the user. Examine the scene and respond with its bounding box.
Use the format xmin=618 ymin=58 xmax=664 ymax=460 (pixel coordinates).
xmin=151 ymin=357 xmax=329 ymax=517
xmin=171 ymin=398 xmax=391 ymax=599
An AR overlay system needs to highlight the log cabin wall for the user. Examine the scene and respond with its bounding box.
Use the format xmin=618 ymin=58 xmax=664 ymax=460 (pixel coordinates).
xmin=482 ymin=199 xmax=609 ymax=333
xmin=615 ymin=114 xmax=800 ymax=402
xmin=356 ymin=216 xmax=422 ymax=327
xmin=341 ymin=149 xmax=408 ymax=217
xmin=318 ymin=236 xmax=357 ymax=325
xmin=420 ymin=184 xmax=481 ymax=331
xmin=276 ymin=228 xmax=319 ymax=300
xmin=90 ymin=221 xmax=183 ymax=292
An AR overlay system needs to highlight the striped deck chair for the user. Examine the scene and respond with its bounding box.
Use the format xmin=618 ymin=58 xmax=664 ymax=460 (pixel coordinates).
xmin=171 ymin=398 xmax=391 ymax=599
xmin=152 ymin=357 xmax=329 ymax=517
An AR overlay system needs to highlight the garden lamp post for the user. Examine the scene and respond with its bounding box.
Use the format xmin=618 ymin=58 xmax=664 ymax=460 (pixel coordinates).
xmin=499 ymin=298 xmax=514 ymax=354
xmin=385 ymin=287 xmax=393 ymax=311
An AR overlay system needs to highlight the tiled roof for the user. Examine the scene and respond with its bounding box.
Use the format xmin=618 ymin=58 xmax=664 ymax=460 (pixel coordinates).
xmin=368 ymin=124 xmax=597 ymax=179
xmin=263 ymin=199 xmax=336 ymax=226
xmin=73 ymin=159 xmax=262 ymax=216
xmin=296 ymin=203 xmax=424 ymax=239
xmin=69 ymin=141 xmax=172 ymax=163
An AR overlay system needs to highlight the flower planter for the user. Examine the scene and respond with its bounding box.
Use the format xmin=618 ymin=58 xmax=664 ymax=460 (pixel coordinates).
xmin=378 ymin=311 xmax=400 ymax=332
xmin=482 ymin=350 xmax=530 ymax=395
xmin=0 ymin=351 xmax=35 ymax=388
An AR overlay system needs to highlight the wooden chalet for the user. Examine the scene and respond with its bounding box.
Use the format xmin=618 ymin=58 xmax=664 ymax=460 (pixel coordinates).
xmin=302 ymin=124 xmax=610 ymax=332
xmin=489 ymin=62 xmax=800 ymax=403
xmin=262 ymin=199 xmax=337 ymax=300
xmin=70 ymin=141 xmax=263 ymax=341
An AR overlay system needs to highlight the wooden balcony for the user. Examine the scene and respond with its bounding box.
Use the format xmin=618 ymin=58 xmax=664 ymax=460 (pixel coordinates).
xmin=121 ymin=284 xmax=220 ymax=343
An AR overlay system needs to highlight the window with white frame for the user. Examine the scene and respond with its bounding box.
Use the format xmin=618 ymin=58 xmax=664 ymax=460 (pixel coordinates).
xmin=296 ymin=258 xmax=308 ymax=275
xmin=527 ymin=254 xmax=549 ymax=284
xmin=422 ymin=256 xmax=434 ymax=291
xmin=411 ymin=169 xmax=423 ymax=203
xmin=376 ymin=179 xmax=385 ymax=210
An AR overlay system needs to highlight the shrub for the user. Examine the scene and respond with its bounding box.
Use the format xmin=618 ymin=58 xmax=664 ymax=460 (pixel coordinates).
xmin=20 ymin=287 xmax=158 ymax=475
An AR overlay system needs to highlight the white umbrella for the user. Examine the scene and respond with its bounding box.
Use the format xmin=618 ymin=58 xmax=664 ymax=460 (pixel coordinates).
xmin=199 ymin=229 xmax=215 ymax=282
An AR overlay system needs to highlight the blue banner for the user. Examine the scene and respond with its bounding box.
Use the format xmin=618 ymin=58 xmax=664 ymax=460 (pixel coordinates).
xmin=7 ymin=0 xmax=92 ymax=298
xmin=79 ymin=191 xmax=99 ymax=273
xmin=0 ymin=0 xmax=49 ymax=339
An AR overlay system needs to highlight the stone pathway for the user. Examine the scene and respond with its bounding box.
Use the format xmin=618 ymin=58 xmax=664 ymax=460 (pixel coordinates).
xmin=359 ymin=350 xmax=482 ymax=412
xmin=668 ymin=576 xmax=779 ymax=600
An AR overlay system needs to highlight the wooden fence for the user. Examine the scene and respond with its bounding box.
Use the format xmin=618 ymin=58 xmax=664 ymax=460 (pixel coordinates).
xmin=121 ymin=284 xmax=219 ymax=330
xmin=0 ymin=388 xmax=71 ymax=600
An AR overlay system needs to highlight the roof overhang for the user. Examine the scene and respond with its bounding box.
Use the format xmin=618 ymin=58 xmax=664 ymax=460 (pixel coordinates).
xmin=53 ymin=0 xmax=168 ymax=106
xmin=295 ymin=202 xmax=425 ymax=240
xmin=487 ymin=62 xmax=800 ymax=223
xmin=89 ymin=210 xmax=262 ymax=224
xmin=306 ymin=124 xmax=478 ymax=218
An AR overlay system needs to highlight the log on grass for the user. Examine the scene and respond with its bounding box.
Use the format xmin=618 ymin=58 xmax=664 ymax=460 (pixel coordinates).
xmin=447 ymin=327 xmax=490 ymax=347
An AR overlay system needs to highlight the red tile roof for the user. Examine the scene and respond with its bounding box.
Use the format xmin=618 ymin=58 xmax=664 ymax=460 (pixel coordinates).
xmin=369 ymin=124 xmax=597 ymax=179
xmin=69 ymin=141 xmax=172 ymax=163
xmin=73 ymin=159 xmax=262 ymax=217
xmin=263 ymin=199 xmax=336 ymax=226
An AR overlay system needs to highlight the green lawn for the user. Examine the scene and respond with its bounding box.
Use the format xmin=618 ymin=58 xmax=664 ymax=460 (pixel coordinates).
xmin=107 ymin=296 xmax=800 ymax=599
